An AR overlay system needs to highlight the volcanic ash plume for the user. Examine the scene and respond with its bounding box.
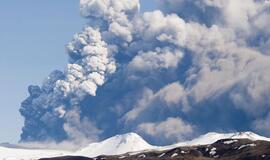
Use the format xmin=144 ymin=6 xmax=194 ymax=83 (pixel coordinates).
xmin=20 ymin=25 xmax=116 ymax=144
xmin=20 ymin=0 xmax=270 ymax=145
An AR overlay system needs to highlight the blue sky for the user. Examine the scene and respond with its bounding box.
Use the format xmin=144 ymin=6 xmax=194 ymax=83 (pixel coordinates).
xmin=0 ymin=0 xmax=155 ymax=143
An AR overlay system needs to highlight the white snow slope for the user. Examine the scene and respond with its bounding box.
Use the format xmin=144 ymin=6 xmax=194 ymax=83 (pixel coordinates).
xmin=0 ymin=146 xmax=70 ymax=160
xmin=74 ymin=133 xmax=154 ymax=157
xmin=162 ymin=131 xmax=270 ymax=150
xmin=0 ymin=131 xmax=269 ymax=160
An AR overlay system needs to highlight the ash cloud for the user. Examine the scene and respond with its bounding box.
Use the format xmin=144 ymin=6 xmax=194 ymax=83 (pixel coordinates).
xmin=20 ymin=0 xmax=270 ymax=145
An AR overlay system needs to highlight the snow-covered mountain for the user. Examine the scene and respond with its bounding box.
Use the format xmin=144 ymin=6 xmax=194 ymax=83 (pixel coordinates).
xmin=74 ymin=133 xmax=154 ymax=157
xmin=0 ymin=131 xmax=269 ymax=160
xmin=63 ymin=131 xmax=270 ymax=157
xmin=160 ymin=131 xmax=270 ymax=151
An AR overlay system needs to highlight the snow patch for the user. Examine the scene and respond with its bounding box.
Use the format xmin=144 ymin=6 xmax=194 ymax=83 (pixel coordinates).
xmin=158 ymin=153 xmax=165 ymax=157
xmin=238 ymin=143 xmax=256 ymax=150
xmin=171 ymin=153 xmax=178 ymax=157
xmin=119 ymin=156 xmax=126 ymax=159
xmin=138 ymin=154 xmax=146 ymax=158
xmin=223 ymin=140 xmax=238 ymax=144
xmin=209 ymin=147 xmax=217 ymax=156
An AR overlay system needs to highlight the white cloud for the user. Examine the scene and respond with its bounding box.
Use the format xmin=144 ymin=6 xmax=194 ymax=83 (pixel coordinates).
xmin=55 ymin=106 xmax=66 ymax=118
xmin=128 ymin=47 xmax=183 ymax=72
xmin=133 ymin=10 xmax=187 ymax=45
xmin=109 ymin=22 xmax=133 ymax=43
xmin=63 ymin=108 xmax=102 ymax=145
xmin=80 ymin=0 xmax=140 ymax=24
xmin=123 ymin=89 xmax=154 ymax=122
xmin=138 ymin=117 xmax=194 ymax=141
xmin=253 ymin=112 xmax=270 ymax=133
xmin=155 ymin=82 xmax=186 ymax=107
xmin=123 ymin=82 xmax=187 ymax=122
xmin=58 ymin=27 xmax=116 ymax=98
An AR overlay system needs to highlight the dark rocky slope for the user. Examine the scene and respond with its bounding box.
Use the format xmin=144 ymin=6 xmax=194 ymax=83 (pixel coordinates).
xmin=40 ymin=139 xmax=270 ymax=160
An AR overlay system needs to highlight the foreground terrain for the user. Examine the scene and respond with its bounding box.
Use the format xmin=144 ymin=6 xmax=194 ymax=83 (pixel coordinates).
xmin=1 ymin=132 xmax=270 ymax=160
xmin=40 ymin=138 xmax=270 ymax=160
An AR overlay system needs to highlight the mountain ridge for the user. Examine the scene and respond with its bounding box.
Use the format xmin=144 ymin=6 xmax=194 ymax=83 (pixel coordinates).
xmin=41 ymin=137 xmax=270 ymax=160
xmin=0 ymin=131 xmax=270 ymax=160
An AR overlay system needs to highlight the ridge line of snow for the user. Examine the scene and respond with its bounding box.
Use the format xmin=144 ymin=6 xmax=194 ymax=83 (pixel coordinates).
xmin=1 ymin=131 xmax=270 ymax=159
xmin=158 ymin=131 xmax=270 ymax=151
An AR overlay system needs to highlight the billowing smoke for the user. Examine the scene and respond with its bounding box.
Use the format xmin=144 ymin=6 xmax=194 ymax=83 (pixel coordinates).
xmin=20 ymin=22 xmax=116 ymax=144
xmin=20 ymin=0 xmax=270 ymax=145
